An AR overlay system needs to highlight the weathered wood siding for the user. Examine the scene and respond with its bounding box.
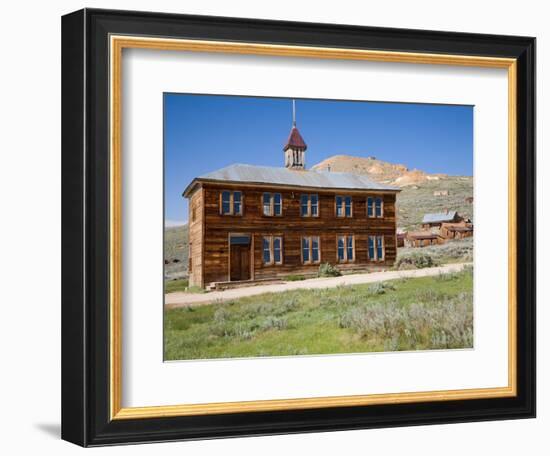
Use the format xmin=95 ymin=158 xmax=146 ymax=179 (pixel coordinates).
xmin=251 ymin=232 xmax=395 ymax=280
xmin=187 ymin=187 xmax=204 ymax=287
xmin=193 ymin=183 xmax=398 ymax=286
xmin=404 ymin=237 xmax=443 ymax=248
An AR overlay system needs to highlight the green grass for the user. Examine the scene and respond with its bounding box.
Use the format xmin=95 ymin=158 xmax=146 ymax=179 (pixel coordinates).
xmin=164 ymin=279 xmax=189 ymax=294
xmin=284 ymin=274 xmax=307 ymax=282
xmin=164 ymin=279 xmax=208 ymax=294
xmin=164 ymin=269 xmax=473 ymax=360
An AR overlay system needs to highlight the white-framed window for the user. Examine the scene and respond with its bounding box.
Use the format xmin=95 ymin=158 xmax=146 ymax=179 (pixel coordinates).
xmin=337 ymin=235 xmax=355 ymax=262
xmin=301 ymin=236 xmax=321 ymax=264
xmin=368 ymin=235 xmax=385 ymax=261
xmin=220 ymin=190 xmax=243 ymax=215
xmin=375 ymin=197 xmax=383 ymax=217
xmin=262 ymin=236 xmax=283 ymax=265
xmin=262 ymin=192 xmax=282 ymax=216
xmin=300 ymin=194 xmax=319 ymax=217
xmin=367 ymin=196 xmax=384 ymax=218
xmin=336 ymin=195 xmax=352 ymax=217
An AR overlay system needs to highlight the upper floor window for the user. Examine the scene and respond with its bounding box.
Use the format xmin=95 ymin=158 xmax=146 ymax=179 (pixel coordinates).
xmin=300 ymin=194 xmax=319 ymax=217
xmin=262 ymin=236 xmax=283 ymax=265
xmin=368 ymin=235 xmax=385 ymax=261
xmin=337 ymin=235 xmax=355 ymax=262
xmin=263 ymin=192 xmax=282 ymax=216
xmin=301 ymin=236 xmax=320 ymax=264
xmin=336 ymin=196 xmax=352 ymax=217
xmin=367 ymin=196 xmax=383 ymax=218
xmin=220 ymin=190 xmax=242 ymax=215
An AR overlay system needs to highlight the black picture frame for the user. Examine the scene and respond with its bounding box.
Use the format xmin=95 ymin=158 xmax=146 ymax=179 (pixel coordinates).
xmin=62 ymin=8 xmax=536 ymax=447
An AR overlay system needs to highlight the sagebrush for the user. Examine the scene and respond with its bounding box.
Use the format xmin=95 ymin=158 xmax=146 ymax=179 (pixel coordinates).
xmin=164 ymin=268 xmax=473 ymax=360
xmin=318 ymin=262 xmax=342 ymax=277
xmin=396 ymin=238 xmax=473 ymax=269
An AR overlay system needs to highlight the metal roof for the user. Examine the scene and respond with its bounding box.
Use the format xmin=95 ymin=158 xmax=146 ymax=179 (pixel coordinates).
xmin=422 ymin=211 xmax=458 ymax=224
xmin=184 ymin=163 xmax=400 ymax=196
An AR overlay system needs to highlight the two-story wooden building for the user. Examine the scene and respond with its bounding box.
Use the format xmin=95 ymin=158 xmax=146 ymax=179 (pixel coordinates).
xmin=183 ymin=119 xmax=400 ymax=288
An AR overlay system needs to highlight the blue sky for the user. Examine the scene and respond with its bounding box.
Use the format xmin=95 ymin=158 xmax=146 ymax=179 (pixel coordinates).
xmin=164 ymin=94 xmax=473 ymax=225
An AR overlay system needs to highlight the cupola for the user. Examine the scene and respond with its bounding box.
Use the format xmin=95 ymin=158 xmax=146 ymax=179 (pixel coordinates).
xmin=283 ymin=100 xmax=307 ymax=169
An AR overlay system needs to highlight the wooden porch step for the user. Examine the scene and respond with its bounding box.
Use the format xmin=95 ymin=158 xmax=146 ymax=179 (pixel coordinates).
xmin=208 ymin=278 xmax=284 ymax=291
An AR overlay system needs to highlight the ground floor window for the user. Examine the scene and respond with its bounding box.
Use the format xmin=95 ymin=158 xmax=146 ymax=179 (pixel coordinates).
xmin=368 ymin=235 xmax=385 ymax=261
xmin=262 ymin=236 xmax=283 ymax=265
xmin=301 ymin=236 xmax=321 ymax=264
xmin=337 ymin=235 xmax=354 ymax=262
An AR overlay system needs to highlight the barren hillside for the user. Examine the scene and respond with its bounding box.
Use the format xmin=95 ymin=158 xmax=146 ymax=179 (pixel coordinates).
xmin=164 ymin=224 xmax=189 ymax=279
xmin=312 ymin=154 xmax=447 ymax=187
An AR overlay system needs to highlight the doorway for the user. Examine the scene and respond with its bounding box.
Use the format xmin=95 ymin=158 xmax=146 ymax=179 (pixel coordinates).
xmin=229 ymin=235 xmax=251 ymax=281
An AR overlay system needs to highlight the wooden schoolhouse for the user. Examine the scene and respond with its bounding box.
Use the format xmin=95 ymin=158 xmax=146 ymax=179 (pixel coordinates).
xmin=183 ymin=103 xmax=401 ymax=288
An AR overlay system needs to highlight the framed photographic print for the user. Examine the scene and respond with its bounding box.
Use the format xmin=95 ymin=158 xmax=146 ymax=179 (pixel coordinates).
xmin=61 ymin=8 xmax=536 ymax=447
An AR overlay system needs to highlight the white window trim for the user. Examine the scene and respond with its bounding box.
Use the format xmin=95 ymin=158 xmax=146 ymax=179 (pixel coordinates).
xmin=375 ymin=197 xmax=384 ymax=218
xmin=301 ymin=194 xmax=320 ymax=217
xmin=220 ymin=190 xmax=243 ymax=216
xmin=301 ymin=235 xmax=321 ymax=264
xmin=336 ymin=195 xmax=353 ymax=218
xmin=337 ymin=235 xmax=355 ymax=263
xmin=368 ymin=235 xmax=385 ymax=262
xmin=263 ymin=235 xmax=283 ymax=266
xmin=262 ymin=192 xmax=283 ymax=217
xmin=367 ymin=196 xmax=384 ymax=218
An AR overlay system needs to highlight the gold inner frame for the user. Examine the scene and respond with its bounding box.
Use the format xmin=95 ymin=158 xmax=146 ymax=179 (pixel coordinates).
xmin=109 ymin=35 xmax=517 ymax=420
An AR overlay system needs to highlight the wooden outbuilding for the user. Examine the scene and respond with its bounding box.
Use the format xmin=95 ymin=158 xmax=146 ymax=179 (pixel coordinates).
xmin=421 ymin=211 xmax=463 ymax=230
xmin=440 ymin=221 xmax=474 ymax=240
xmin=404 ymin=231 xmax=443 ymax=248
xmin=396 ymin=230 xmax=407 ymax=248
xmin=183 ymin=112 xmax=401 ymax=288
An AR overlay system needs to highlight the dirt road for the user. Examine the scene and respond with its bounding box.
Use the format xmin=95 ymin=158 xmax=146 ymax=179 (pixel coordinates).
xmin=165 ymin=263 xmax=471 ymax=309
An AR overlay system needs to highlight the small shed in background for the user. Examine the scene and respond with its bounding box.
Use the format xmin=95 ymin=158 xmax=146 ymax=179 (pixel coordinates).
xmin=440 ymin=221 xmax=474 ymax=240
xmin=404 ymin=231 xmax=443 ymax=248
xmin=396 ymin=229 xmax=407 ymax=248
xmin=421 ymin=211 xmax=463 ymax=230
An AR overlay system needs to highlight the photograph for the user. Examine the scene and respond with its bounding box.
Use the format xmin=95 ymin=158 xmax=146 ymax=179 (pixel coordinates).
xmin=163 ymin=94 xmax=474 ymax=361
xmin=57 ymin=6 xmax=536 ymax=447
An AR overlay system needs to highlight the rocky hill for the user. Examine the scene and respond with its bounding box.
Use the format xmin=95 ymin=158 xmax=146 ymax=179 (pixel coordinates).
xmin=312 ymin=154 xmax=447 ymax=187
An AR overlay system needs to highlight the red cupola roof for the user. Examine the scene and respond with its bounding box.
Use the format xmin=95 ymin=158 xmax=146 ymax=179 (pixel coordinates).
xmin=283 ymin=126 xmax=307 ymax=151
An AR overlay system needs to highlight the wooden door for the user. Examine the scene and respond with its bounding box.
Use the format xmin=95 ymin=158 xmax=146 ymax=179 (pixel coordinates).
xmin=230 ymin=244 xmax=250 ymax=281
